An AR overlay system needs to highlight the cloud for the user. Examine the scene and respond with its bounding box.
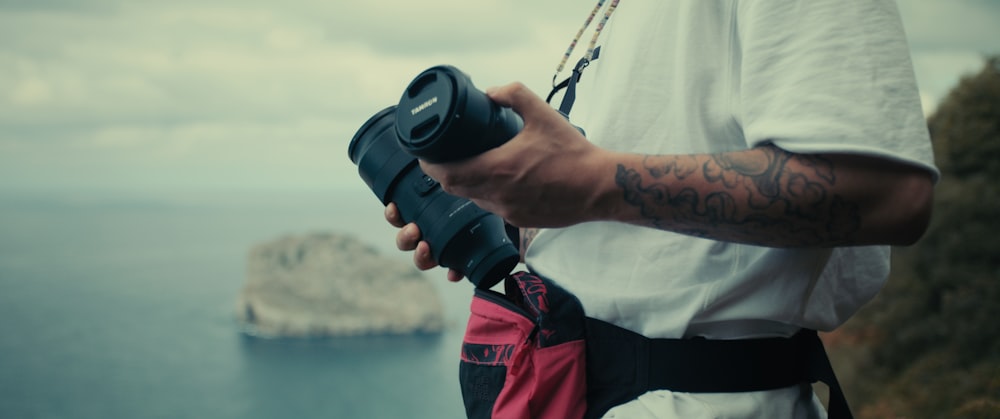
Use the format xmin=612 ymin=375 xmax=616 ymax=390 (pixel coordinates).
xmin=0 ymin=0 xmax=117 ymax=13
xmin=0 ymin=1 xmax=584 ymax=189
xmin=896 ymin=0 xmax=1000 ymax=113
xmin=2 ymin=5 xmax=396 ymax=125
xmin=896 ymin=0 xmax=1000 ymax=53
xmin=0 ymin=1 xmax=581 ymax=126
xmin=911 ymin=50 xmax=988 ymax=104
xmin=1 ymin=1 xmax=997 ymax=190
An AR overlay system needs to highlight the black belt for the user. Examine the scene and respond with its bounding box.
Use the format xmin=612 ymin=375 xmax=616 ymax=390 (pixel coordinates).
xmin=584 ymin=317 xmax=852 ymax=419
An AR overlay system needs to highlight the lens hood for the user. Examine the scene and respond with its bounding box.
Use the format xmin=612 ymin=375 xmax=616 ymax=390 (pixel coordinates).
xmin=395 ymin=65 xmax=522 ymax=163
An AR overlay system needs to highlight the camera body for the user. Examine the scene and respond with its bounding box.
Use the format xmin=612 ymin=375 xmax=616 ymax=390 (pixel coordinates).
xmin=348 ymin=66 xmax=523 ymax=289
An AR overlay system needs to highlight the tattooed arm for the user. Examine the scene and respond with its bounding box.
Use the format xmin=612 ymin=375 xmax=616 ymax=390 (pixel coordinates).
xmin=610 ymin=145 xmax=933 ymax=247
xmin=395 ymin=83 xmax=934 ymax=277
xmin=420 ymin=83 xmax=934 ymax=248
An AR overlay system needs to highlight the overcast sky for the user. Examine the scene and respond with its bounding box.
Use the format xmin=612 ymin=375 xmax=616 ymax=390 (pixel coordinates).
xmin=1 ymin=0 xmax=998 ymax=192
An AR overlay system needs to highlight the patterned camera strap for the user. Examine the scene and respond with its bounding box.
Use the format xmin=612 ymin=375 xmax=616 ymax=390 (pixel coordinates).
xmin=547 ymin=0 xmax=620 ymax=116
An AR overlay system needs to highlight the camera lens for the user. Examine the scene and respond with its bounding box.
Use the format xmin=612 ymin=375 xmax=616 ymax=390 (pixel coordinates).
xmin=394 ymin=65 xmax=523 ymax=163
xmin=348 ymin=106 xmax=519 ymax=289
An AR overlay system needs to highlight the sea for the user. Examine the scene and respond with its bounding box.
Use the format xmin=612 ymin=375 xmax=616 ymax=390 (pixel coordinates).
xmin=0 ymin=186 xmax=477 ymax=419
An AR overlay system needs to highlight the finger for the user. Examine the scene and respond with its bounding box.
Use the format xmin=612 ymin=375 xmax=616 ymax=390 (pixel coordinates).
xmin=395 ymin=223 xmax=420 ymax=251
xmin=413 ymin=241 xmax=438 ymax=271
xmin=385 ymin=203 xmax=405 ymax=228
xmin=485 ymin=82 xmax=551 ymax=122
xmin=446 ymin=269 xmax=464 ymax=283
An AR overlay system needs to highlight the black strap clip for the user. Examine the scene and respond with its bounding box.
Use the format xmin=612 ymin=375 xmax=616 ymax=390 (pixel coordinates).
xmin=547 ymin=46 xmax=601 ymax=116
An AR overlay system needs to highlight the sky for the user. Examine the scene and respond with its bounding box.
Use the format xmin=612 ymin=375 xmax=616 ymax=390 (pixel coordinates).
xmin=1 ymin=0 xmax=998 ymax=192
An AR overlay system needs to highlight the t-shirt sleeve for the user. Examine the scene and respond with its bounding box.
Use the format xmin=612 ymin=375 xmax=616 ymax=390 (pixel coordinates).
xmin=737 ymin=0 xmax=939 ymax=180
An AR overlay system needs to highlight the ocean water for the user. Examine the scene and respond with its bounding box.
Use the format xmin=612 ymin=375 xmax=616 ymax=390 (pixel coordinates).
xmin=0 ymin=187 xmax=474 ymax=419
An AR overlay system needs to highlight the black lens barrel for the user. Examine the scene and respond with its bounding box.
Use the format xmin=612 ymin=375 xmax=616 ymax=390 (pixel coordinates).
xmin=347 ymin=65 xmax=530 ymax=289
xmin=348 ymin=106 xmax=519 ymax=289
xmin=395 ymin=65 xmax=523 ymax=163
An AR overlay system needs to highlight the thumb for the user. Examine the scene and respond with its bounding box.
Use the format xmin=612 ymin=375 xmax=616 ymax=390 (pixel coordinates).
xmin=486 ymin=82 xmax=551 ymax=122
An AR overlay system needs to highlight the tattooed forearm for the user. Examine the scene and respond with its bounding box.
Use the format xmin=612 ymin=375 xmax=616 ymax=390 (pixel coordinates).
xmin=615 ymin=145 xmax=861 ymax=247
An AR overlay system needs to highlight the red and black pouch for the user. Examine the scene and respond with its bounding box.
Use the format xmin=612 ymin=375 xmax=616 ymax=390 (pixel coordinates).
xmin=458 ymin=271 xmax=853 ymax=419
xmin=459 ymin=271 xmax=588 ymax=419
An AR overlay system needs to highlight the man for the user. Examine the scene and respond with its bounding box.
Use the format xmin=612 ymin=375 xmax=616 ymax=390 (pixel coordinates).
xmin=388 ymin=0 xmax=937 ymax=417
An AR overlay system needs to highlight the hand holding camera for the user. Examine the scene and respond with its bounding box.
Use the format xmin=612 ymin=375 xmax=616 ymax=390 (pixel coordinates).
xmin=419 ymin=81 xmax=604 ymax=229
xmin=349 ymin=66 xmax=604 ymax=288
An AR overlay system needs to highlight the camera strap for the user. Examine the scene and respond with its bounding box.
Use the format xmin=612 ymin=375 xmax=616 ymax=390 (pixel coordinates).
xmin=547 ymin=47 xmax=599 ymax=116
xmin=547 ymin=0 xmax=619 ymax=115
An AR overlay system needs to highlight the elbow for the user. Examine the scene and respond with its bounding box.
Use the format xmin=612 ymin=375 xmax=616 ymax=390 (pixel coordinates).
xmin=885 ymin=172 xmax=935 ymax=246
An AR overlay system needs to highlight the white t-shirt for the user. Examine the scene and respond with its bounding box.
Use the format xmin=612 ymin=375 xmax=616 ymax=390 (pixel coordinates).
xmin=526 ymin=0 xmax=938 ymax=417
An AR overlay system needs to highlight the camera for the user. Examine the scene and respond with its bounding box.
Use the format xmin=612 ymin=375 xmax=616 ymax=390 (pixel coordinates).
xmin=348 ymin=66 xmax=523 ymax=289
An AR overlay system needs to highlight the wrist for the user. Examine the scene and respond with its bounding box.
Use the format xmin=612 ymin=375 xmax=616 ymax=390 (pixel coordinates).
xmin=581 ymin=149 xmax=631 ymax=224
